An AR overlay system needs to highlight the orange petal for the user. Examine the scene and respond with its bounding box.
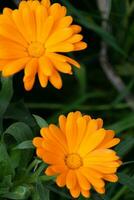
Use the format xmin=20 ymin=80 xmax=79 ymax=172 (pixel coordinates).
xmin=81 ymin=189 xmax=90 ymax=198
xmin=23 ymin=58 xmax=37 ymax=90
xmin=45 ymin=28 xmax=73 ymax=47
xmin=2 ymin=57 xmax=30 ymax=77
xmin=78 ymin=128 xmax=106 ymax=156
xmin=56 ymin=16 xmax=73 ymax=29
xmin=74 ymin=117 xmax=87 ymax=151
xmin=70 ymin=25 xmax=82 ymax=34
xmin=66 ymin=34 xmax=83 ymax=43
xmin=98 ymin=130 xmax=119 ymax=149
xmin=35 ymin=5 xmax=48 ymax=41
xmin=12 ymin=9 xmax=29 ymax=43
xmin=79 ymin=168 xmax=105 ymax=188
xmin=60 ymin=6 xmax=67 ymax=18
xmin=39 ymin=16 xmax=54 ymax=43
xmin=62 ymin=55 xmax=80 ymax=68
xmin=65 ymin=112 xmax=78 ymax=152
xmin=38 ymin=67 xmax=48 ymax=88
xmin=3 ymin=8 xmax=12 ymax=16
xmin=46 ymin=164 xmax=67 ymax=175
xmin=103 ymin=174 xmax=118 ymax=182
xmin=45 ymin=166 xmax=55 ymax=176
xmin=32 ymin=137 xmax=43 ymax=147
xmin=90 ymin=165 xmax=118 ymax=174
xmin=24 ymin=58 xmax=37 ymax=77
xmin=74 ymin=42 xmax=87 ymax=51
xmin=70 ymin=184 xmax=80 ymax=198
xmin=59 ymin=115 xmax=67 ymax=132
xmin=20 ymin=2 xmax=36 ymax=42
xmin=49 ymin=70 xmax=62 ymax=89
xmin=96 ymin=118 xmax=103 ymax=129
xmin=41 ymin=0 xmax=51 ymax=8
xmin=100 ymin=138 xmax=120 ymax=149
xmin=46 ymin=42 xmax=74 ymax=53
xmin=66 ymin=170 xmax=77 ymax=189
xmin=56 ymin=171 xmax=68 ymax=187
xmin=42 ymin=150 xmax=64 ymax=165
xmin=39 ymin=56 xmax=54 ymax=76
xmin=49 ymin=3 xmax=62 ymax=21
xmin=46 ymin=52 xmax=66 ymax=62
xmin=76 ymin=170 xmax=91 ymax=190
xmin=47 ymin=53 xmax=80 ymax=68
xmin=36 ymin=148 xmax=45 ymax=158
xmin=94 ymin=187 xmax=105 ymax=194
xmin=41 ymin=127 xmax=67 ymax=154
xmin=0 ymin=48 xmax=27 ymax=60
xmin=23 ymin=76 xmax=35 ymax=91
xmin=48 ymin=124 xmax=68 ymax=152
xmin=0 ymin=59 xmax=10 ymax=70
xmin=0 ymin=24 xmax=28 ymax=47
xmin=51 ymin=59 xmax=72 ymax=74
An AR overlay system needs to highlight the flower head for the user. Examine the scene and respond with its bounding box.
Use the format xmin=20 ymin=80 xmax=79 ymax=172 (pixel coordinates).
xmin=33 ymin=111 xmax=121 ymax=198
xmin=0 ymin=0 xmax=87 ymax=90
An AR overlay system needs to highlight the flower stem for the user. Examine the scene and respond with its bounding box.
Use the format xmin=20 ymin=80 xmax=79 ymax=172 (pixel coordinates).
xmin=111 ymin=186 xmax=127 ymax=200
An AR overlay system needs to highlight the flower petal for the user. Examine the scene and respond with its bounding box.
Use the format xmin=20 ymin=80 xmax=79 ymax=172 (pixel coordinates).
xmin=56 ymin=171 xmax=68 ymax=187
xmin=2 ymin=57 xmax=30 ymax=77
xmin=49 ymin=70 xmax=62 ymax=89
xmin=78 ymin=129 xmax=106 ymax=156
xmin=39 ymin=56 xmax=54 ymax=76
xmin=66 ymin=170 xmax=77 ymax=189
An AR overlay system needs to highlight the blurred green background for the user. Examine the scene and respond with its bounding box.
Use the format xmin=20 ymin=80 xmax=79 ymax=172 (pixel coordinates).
xmin=0 ymin=0 xmax=134 ymax=200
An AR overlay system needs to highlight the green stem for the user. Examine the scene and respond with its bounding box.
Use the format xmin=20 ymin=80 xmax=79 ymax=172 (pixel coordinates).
xmin=122 ymin=161 xmax=134 ymax=166
xmin=26 ymin=158 xmax=42 ymax=174
xmin=26 ymin=102 xmax=129 ymax=111
xmin=29 ymin=162 xmax=47 ymax=181
xmin=0 ymin=118 xmax=3 ymax=135
xmin=111 ymin=186 xmax=127 ymax=200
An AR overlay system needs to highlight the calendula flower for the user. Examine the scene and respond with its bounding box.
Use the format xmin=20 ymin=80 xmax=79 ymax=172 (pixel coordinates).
xmin=0 ymin=0 xmax=87 ymax=91
xmin=33 ymin=111 xmax=121 ymax=198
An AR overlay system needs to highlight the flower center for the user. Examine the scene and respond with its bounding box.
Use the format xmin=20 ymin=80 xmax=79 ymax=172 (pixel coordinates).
xmin=28 ymin=42 xmax=44 ymax=57
xmin=65 ymin=153 xmax=83 ymax=169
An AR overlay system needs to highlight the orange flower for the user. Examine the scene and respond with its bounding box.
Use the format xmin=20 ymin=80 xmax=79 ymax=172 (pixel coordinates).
xmin=33 ymin=111 xmax=121 ymax=198
xmin=0 ymin=0 xmax=87 ymax=91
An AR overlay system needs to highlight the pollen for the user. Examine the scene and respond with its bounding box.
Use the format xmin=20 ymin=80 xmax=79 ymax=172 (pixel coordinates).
xmin=28 ymin=42 xmax=45 ymax=58
xmin=65 ymin=153 xmax=83 ymax=169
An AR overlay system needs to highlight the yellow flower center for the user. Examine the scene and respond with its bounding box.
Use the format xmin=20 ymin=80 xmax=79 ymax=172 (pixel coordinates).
xmin=28 ymin=42 xmax=45 ymax=57
xmin=65 ymin=153 xmax=83 ymax=169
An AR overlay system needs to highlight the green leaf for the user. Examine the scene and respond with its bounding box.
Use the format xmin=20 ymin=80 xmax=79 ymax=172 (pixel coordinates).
xmin=0 ymin=77 xmax=13 ymax=133
xmin=33 ymin=114 xmax=48 ymax=128
xmin=3 ymin=123 xmax=35 ymax=169
xmin=40 ymin=175 xmax=55 ymax=182
xmin=115 ymin=135 xmax=134 ymax=157
xmin=61 ymin=0 xmax=126 ymax=55
xmin=0 ymin=77 xmax=13 ymax=116
xmin=118 ymin=172 xmax=134 ymax=192
xmin=36 ymin=181 xmax=50 ymax=200
xmin=10 ymin=150 xmax=21 ymax=169
xmin=0 ymin=141 xmax=14 ymax=175
xmin=108 ymin=113 xmax=134 ymax=133
xmin=14 ymin=140 xmax=34 ymax=150
xmin=74 ymin=64 xmax=87 ymax=96
xmin=1 ymin=185 xmax=30 ymax=200
xmin=4 ymin=122 xmax=34 ymax=143
xmin=47 ymin=185 xmax=72 ymax=199
xmin=0 ymin=175 xmax=12 ymax=195
xmin=5 ymin=100 xmax=37 ymax=131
